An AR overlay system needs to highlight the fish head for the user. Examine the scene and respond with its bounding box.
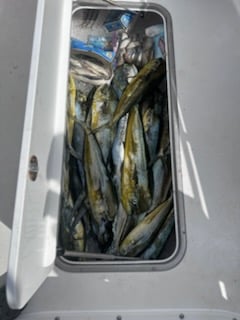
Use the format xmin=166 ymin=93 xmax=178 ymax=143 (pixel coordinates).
xmin=120 ymin=237 xmax=138 ymax=257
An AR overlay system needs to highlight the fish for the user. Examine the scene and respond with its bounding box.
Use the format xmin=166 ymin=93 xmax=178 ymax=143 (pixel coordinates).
xmin=151 ymin=157 xmax=166 ymax=209
xmin=83 ymin=123 xmax=118 ymax=245
xmin=110 ymin=64 xmax=138 ymax=190
xmin=141 ymin=208 xmax=174 ymax=259
xmin=71 ymin=116 xmax=87 ymax=188
xmin=70 ymin=200 xmax=92 ymax=253
xmin=72 ymin=217 xmax=85 ymax=252
xmin=124 ymin=45 xmax=153 ymax=68
xmin=89 ymin=84 xmax=118 ymax=164
xmin=70 ymin=52 xmax=113 ymax=85
xmin=121 ymin=105 xmax=151 ymax=215
xmin=67 ymin=78 xmax=89 ymax=160
xmin=67 ymin=74 xmax=76 ymax=148
xmin=85 ymin=230 xmax=102 ymax=254
xmin=123 ymin=35 xmax=154 ymax=68
xmin=74 ymin=78 xmax=95 ymax=99
xmin=141 ymin=93 xmax=162 ymax=163
xmin=62 ymin=148 xmax=70 ymax=200
xmin=108 ymin=202 xmax=131 ymax=254
xmin=71 ymin=73 xmax=111 ymax=86
xmin=161 ymin=170 xmax=172 ymax=203
xmin=112 ymin=63 xmax=138 ymax=99
xmin=117 ymin=32 xmax=153 ymax=68
xmin=84 ymin=86 xmax=97 ymax=128
xmin=69 ymin=155 xmax=84 ymax=203
xmin=70 ymin=54 xmax=112 ymax=80
xmin=119 ymin=197 xmax=172 ymax=257
xmin=111 ymin=58 xmax=166 ymax=126
xmin=60 ymin=194 xmax=75 ymax=251
xmin=158 ymin=98 xmax=170 ymax=156
xmin=71 ymin=120 xmax=85 ymax=159
xmin=75 ymin=94 xmax=89 ymax=123
xmin=62 ymin=41 xmax=171 ymax=259
xmin=111 ymin=113 xmax=128 ymax=197
xmin=141 ymin=98 xmax=153 ymax=129
xmin=159 ymin=38 xmax=166 ymax=59
xmin=70 ymin=88 xmax=92 ymax=181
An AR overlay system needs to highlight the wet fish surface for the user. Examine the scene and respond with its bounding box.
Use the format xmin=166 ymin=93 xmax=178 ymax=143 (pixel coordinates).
xmin=111 ymin=58 xmax=166 ymax=126
xmin=83 ymin=124 xmax=118 ymax=245
xmin=121 ymin=105 xmax=151 ymax=215
xmin=119 ymin=197 xmax=172 ymax=257
xmin=141 ymin=208 xmax=174 ymax=259
xmin=89 ymin=84 xmax=118 ymax=164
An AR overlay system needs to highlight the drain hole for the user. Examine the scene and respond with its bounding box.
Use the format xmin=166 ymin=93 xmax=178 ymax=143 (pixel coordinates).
xmin=29 ymin=155 xmax=39 ymax=181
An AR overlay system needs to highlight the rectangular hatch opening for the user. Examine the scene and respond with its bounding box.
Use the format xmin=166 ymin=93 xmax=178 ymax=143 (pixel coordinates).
xmin=56 ymin=1 xmax=186 ymax=272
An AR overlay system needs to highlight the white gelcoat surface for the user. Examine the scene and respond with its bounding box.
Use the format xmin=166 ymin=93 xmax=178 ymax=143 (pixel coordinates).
xmin=1 ymin=0 xmax=240 ymax=319
xmin=0 ymin=0 xmax=37 ymax=284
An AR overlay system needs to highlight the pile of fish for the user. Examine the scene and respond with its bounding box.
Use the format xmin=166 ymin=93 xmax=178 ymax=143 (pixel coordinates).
xmin=60 ymin=25 xmax=174 ymax=261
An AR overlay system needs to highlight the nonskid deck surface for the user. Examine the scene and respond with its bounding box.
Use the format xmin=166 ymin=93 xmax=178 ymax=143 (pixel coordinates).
xmin=2 ymin=0 xmax=240 ymax=318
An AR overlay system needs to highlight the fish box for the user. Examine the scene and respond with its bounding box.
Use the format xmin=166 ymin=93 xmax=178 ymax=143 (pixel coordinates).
xmin=57 ymin=4 xmax=186 ymax=272
xmin=6 ymin=0 xmax=186 ymax=310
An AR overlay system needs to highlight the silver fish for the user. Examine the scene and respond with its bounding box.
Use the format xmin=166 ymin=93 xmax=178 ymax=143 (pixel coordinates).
xmin=141 ymin=94 xmax=162 ymax=163
xmin=112 ymin=63 xmax=138 ymax=99
xmin=119 ymin=197 xmax=172 ymax=257
xmin=108 ymin=202 xmax=128 ymax=254
xmin=60 ymin=194 xmax=74 ymax=251
xmin=69 ymin=155 xmax=84 ymax=203
xmin=71 ymin=72 xmax=111 ymax=86
xmin=85 ymin=231 xmax=102 ymax=254
xmin=69 ymin=85 xmax=92 ymax=160
xmin=89 ymin=84 xmax=118 ymax=164
xmin=158 ymin=99 xmax=170 ymax=156
xmin=151 ymin=157 xmax=166 ymax=209
xmin=70 ymin=54 xmax=112 ymax=80
xmin=161 ymin=171 xmax=172 ymax=203
xmin=74 ymin=78 xmax=95 ymax=98
xmin=111 ymin=113 xmax=128 ymax=197
xmin=141 ymin=208 xmax=174 ymax=259
xmin=124 ymin=40 xmax=153 ymax=68
xmin=121 ymin=105 xmax=151 ymax=215
xmin=111 ymin=58 xmax=166 ymax=127
xmin=75 ymin=96 xmax=88 ymax=123
xmin=83 ymin=124 xmax=118 ymax=245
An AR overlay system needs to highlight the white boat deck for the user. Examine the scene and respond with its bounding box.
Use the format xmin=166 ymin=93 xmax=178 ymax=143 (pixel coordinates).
xmin=1 ymin=1 xmax=240 ymax=319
